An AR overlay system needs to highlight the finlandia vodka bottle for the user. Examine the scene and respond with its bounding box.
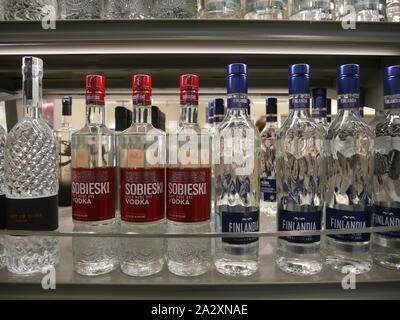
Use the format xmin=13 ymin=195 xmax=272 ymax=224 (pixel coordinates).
xmin=260 ymin=98 xmax=278 ymax=216
xmin=119 ymin=75 xmax=166 ymax=277
xmin=55 ymin=96 xmax=75 ymax=207
xmin=276 ymin=64 xmax=325 ymax=276
xmin=199 ymin=0 xmax=244 ymax=18
xmin=0 ymin=124 xmax=6 ymax=268
xmin=213 ymin=98 xmax=225 ymax=126
xmin=71 ymin=75 xmax=118 ymax=276
xmin=312 ymin=88 xmax=329 ymax=129
xmin=244 ymin=0 xmax=288 ymax=19
xmin=386 ymin=0 xmax=400 ymax=21
xmin=207 ymin=100 xmax=214 ymax=131
xmin=166 ymin=74 xmax=212 ymax=277
xmin=214 ymin=63 xmax=261 ymax=277
xmin=4 ymin=57 xmax=59 ymax=275
xmin=371 ymin=65 xmax=400 ymax=270
xmin=290 ymin=0 xmax=335 ymax=20
xmin=325 ymin=64 xmax=374 ymax=275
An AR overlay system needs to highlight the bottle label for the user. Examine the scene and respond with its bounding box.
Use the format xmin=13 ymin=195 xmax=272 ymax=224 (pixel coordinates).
xmin=289 ymin=98 xmax=309 ymax=109
xmin=338 ymin=97 xmax=359 ymax=109
xmin=326 ymin=207 xmax=372 ymax=242
xmin=278 ymin=209 xmax=321 ymax=243
xmin=222 ymin=210 xmax=259 ymax=245
xmin=120 ymin=168 xmax=165 ymax=223
xmin=373 ymin=205 xmax=400 ymax=238
xmin=384 ymin=98 xmax=400 ymax=110
xmin=72 ymin=167 xmax=116 ymax=222
xmin=167 ymin=168 xmax=211 ymax=223
xmin=86 ymin=90 xmax=105 ymax=105
xmin=6 ymin=195 xmax=58 ymax=231
xmin=260 ymin=177 xmax=276 ymax=202
xmin=227 ymin=98 xmax=248 ymax=109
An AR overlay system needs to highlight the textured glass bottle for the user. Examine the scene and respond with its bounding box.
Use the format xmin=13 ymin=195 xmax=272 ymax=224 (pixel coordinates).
xmin=119 ymin=75 xmax=166 ymax=277
xmin=260 ymin=98 xmax=278 ymax=217
xmin=4 ymin=56 xmax=59 ymax=275
xmin=71 ymin=75 xmax=118 ymax=276
xmin=150 ymin=0 xmax=197 ymax=18
xmin=2 ymin=0 xmax=57 ymax=20
xmin=372 ymin=65 xmax=400 ymax=270
xmin=0 ymin=124 xmax=6 ymax=268
xmin=337 ymin=0 xmax=386 ymax=21
xmin=312 ymin=88 xmax=329 ymax=129
xmin=290 ymin=0 xmax=334 ymax=20
xmin=245 ymin=0 xmax=288 ymax=19
xmin=166 ymin=74 xmax=212 ymax=277
xmin=276 ymin=64 xmax=325 ymax=276
xmin=102 ymin=0 xmax=151 ymax=19
xmin=325 ymin=64 xmax=374 ymax=275
xmin=59 ymin=0 xmax=103 ymax=19
xmin=214 ymin=63 xmax=261 ymax=277
xmin=387 ymin=0 xmax=400 ymax=21
xmin=199 ymin=0 xmax=244 ymax=18
xmin=55 ymin=97 xmax=75 ymax=207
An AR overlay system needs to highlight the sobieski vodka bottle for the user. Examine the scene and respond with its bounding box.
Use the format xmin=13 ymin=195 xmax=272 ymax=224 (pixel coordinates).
xmin=55 ymin=96 xmax=75 ymax=207
xmin=276 ymin=64 xmax=325 ymax=276
xmin=166 ymin=74 xmax=212 ymax=277
xmin=371 ymin=65 xmax=400 ymax=270
xmin=312 ymin=88 xmax=329 ymax=129
xmin=244 ymin=0 xmax=288 ymax=20
xmin=214 ymin=63 xmax=261 ymax=277
xmin=260 ymin=98 xmax=278 ymax=216
xmin=4 ymin=56 xmax=59 ymax=275
xmin=119 ymin=75 xmax=166 ymax=277
xmin=71 ymin=75 xmax=118 ymax=276
xmin=0 ymin=124 xmax=6 ymax=268
xmin=199 ymin=0 xmax=244 ymax=18
xmin=325 ymin=64 xmax=374 ymax=275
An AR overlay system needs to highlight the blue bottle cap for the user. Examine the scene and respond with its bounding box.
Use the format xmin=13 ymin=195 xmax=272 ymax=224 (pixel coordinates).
xmin=384 ymin=65 xmax=400 ymax=96
xmin=227 ymin=63 xmax=248 ymax=94
xmin=266 ymin=98 xmax=277 ymax=114
xmin=214 ymin=98 xmax=225 ymax=116
xmin=288 ymin=64 xmax=310 ymax=94
xmin=312 ymin=88 xmax=327 ymax=109
xmin=208 ymin=101 xmax=214 ymax=124
xmin=337 ymin=64 xmax=359 ymax=94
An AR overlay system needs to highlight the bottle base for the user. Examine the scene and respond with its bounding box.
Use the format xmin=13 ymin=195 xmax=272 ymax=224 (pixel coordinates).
xmin=214 ymin=259 xmax=258 ymax=277
xmin=324 ymin=256 xmax=372 ymax=275
xmin=276 ymin=257 xmax=322 ymax=276
xmin=372 ymin=253 xmax=400 ymax=271
xmin=121 ymin=259 xmax=164 ymax=277
xmin=167 ymin=261 xmax=210 ymax=277
xmin=74 ymin=260 xmax=118 ymax=276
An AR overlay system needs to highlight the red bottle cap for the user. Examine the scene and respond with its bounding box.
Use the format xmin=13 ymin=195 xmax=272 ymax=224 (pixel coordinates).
xmin=180 ymin=74 xmax=199 ymax=105
xmin=86 ymin=75 xmax=106 ymax=105
xmin=132 ymin=74 xmax=152 ymax=105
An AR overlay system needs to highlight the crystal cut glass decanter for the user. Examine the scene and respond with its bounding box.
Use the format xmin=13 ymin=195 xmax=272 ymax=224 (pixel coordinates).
xmin=102 ymin=0 xmax=151 ymax=19
xmin=0 ymin=124 xmax=6 ymax=268
xmin=150 ymin=0 xmax=197 ymax=18
xmin=59 ymin=0 xmax=103 ymax=19
xmin=199 ymin=0 xmax=244 ymax=19
xmin=3 ymin=0 xmax=57 ymax=21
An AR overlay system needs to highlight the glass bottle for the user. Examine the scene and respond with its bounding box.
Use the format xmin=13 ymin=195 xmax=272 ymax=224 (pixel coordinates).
xmin=71 ymin=75 xmax=118 ymax=276
xmin=244 ymin=0 xmax=288 ymax=19
xmin=290 ymin=0 xmax=335 ymax=20
xmin=371 ymin=65 xmax=400 ymax=270
xmin=214 ymin=63 xmax=261 ymax=277
xmin=4 ymin=56 xmax=59 ymax=275
xmin=213 ymin=98 xmax=225 ymax=126
xmin=312 ymin=88 xmax=329 ymax=129
xmin=327 ymin=98 xmax=333 ymax=124
xmin=150 ymin=0 xmax=197 ymax=18
xmin=387 ymin=0 xmax=400 ymax=21
xmin=119 ymin=74 xmax=166 ymax=277
xmin=55 ymin=96 xmax=75 ymax=207
xmin=102 ymin=0 xmax=151 ymax=19
xmin=3 ymin=0 xmax=58 ymax=21
xmin=0 ymin=124 xmax=6 ymax=268
xmin=353 ymin=0 xmax=386 ymax=21
xmin=59 ymin=0 xmax=103 ymax=19
xmin=325 ymin=64 xmax=374 ymax=275
xmin=260 ymin=98 xmax=278 ymax=217
xmin=166 ymin=74 xmax=212 ymax=277
xmin=276 ymin=64 xmax=325 ymax=276
xmin=199 ymin=0 xmax=244 ymax=18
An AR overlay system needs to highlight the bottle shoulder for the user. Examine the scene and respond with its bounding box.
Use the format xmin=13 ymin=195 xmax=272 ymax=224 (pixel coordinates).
xmin=73 ymin=124 xmax=115 ymax=137
xmin=278 ymin=117 xmax=326 ymax=139
xmin=8 ymin=118 xmax=56 ymax=140
xmin=327 ymin=116 xmax=375 ymax=139
xmin=120 ymin=124 xmax=165 ymax=136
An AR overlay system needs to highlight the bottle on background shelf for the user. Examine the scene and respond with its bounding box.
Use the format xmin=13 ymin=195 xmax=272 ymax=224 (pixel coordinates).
xmin=150 ymin=0 xmax=197 ymax=18
xmin=55 ymin=96 xmax=75 ymax=207
xmin=0 ymin=123 xmax=6 ymax=268
xmin=213 ymin=98 xmax=225 ymax=126
xmin=4 ymin=56 xmax=59 ymax=275
xmin=206 ymin=100 xmax=214 ymax=131
xmin=336 ymin=0 xmax=386 ymax=21
xmin=71 ymin=75 xmax=118 ymax=276
xmin=166 ymin=74 xmax=212 ymax=277
xmin=2 ymin=0 xmax=58 ymax=21
xmin=260 ymin=98 xmax=278 ymax=217
xmin=325 ymin=64 xmax=374 ymax=275
xmin=312 ymin=88 xmax=329 ymax=129
xmin=59 ymin=0 xmax=103 ymax=19
xmin=115 ymin=106 xmax=130 ymax=132
xmin=214 ymin=63 xmax=261 ymax=277
xmin=386 ymin=0 xmax=400 ymax=22
xmin=118 ymin=74 xmax=166 ymax=277
xmin=371 ymin=65 xmax=400 ymax=270
xmin=290 ymin=0 xmax=334 ymax=20
xmin=244 ymin=0 xmax=288 ymax=19
xmin=275 ymin=64 xmax=325 ymax=276
xmin=327 ymin=98 xmax=333 ymax=124
xmin=199 ymin=0 xmax=244 ymax=18
xmin=102 ymin=0 xmax=151 ymax=19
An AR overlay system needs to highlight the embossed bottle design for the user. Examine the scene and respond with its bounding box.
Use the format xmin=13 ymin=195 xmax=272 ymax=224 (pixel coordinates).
xmin=71 ymin=75 xmax=118 ymax=276
xmin=4 ymin=56 xmax=59 ymax=275
xmin=119 ymin=74 xmax=166 ymax=277
xmin=0 ymin=124 xmax=6 ymax=268
xmin=166 ymin=74 xmax=212 ymax=277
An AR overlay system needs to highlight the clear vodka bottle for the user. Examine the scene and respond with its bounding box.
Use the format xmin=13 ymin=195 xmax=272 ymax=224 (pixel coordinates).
xmin=0 ymin=124 xmax=6 ymax=268
xmin=325 ymin=64 xmax=374 ymax=275
xmin=3 ymin=0 xmax=58 ymax=21
xmin=260 ymin=98 xmax=278 ymax=217
xmin=244 ymin=0 xmax=288 ymax=19
xmin=150 ymin=0 xmax=197 ymax=18
xmin=119 ymin=75 xmax=166 ymax=277
xmin=166 ymin=74 xmax=212 ymax=277
xmin=55 ymin=97 xmax=75 ymax=207
xmin=199 ymin=0 xmax=244 ymax=18
xmin=387 ymin=0 xmax=400 ymax=21
xmin=354 ymin=0 xmax=386 ymax=21
xmin=290 ymin=0 xmax=335 ymax=20
xmin=371 ymin=65 xmax=400 ymax=270
xmin=276 ymin=64 xmax=325 ymax=276
xmin=71 ymin=75 xmax=118 ymax=276
xmin=312 ymin=88 xmax=329 ymax=130
xmin=102 ymin=0 xmax=151 ymax=19
xmin=214 ymin=63 xmax=261 ymax=277
xmin=59 ymin=0 xmax=103 ymax=19
xmin=4 ymin=56 xmax=59 ymax=275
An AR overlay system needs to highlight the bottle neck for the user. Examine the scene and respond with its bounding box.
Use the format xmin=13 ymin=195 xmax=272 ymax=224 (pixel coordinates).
xmin=226 ymin=93 xmax=249 ymax=118
xmin=61 ymin=115 xmax=73 ymax=127
xmin=24 ymin=106 xmax=41 ymax=119
xmin=86 ymin=103 xmax=105 ymax=126
xmin=289 ymin=93 xmax=311 ymax=118
xmin=337 ymin=93 xmax=361 ymax=117
xmin=132 ymin=104 xmax=152 ymax=125
xmin=23 ymin=72 xmax=42 ymax=119
xmin=179 ymin=103 xmax=198 ymax=125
